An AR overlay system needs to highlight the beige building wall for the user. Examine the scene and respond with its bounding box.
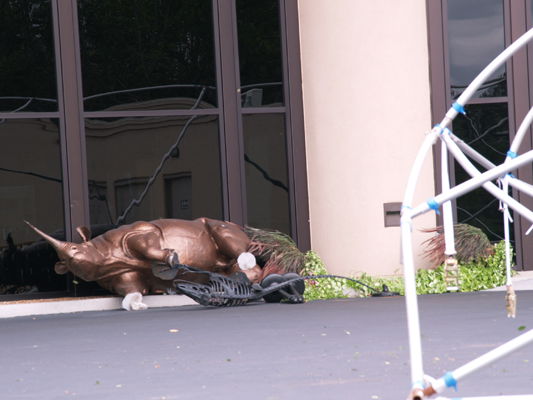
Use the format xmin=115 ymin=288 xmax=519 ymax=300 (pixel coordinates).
xmin=298 ymin=1 xmax=437 ymax=277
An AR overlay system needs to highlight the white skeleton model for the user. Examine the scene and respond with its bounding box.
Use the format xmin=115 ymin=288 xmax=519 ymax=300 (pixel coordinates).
xmin=121 ymin=252 xmax=257 ymax=311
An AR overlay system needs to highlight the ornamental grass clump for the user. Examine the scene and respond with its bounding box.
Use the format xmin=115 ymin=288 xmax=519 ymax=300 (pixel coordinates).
xmin=422 ymin=223 xmax=493 ymax=267
xmin=244 ymin=228 xmax=346 ymax=300
xmin=412 ymin=242 xmax=509 ymax=293
xmin=244 ymin=226 xmax=305 ymax=275
xmin=419 ymin=224 xmax=511 ymax=292
xmin=246 ymin=224 xmax=511 ymax=300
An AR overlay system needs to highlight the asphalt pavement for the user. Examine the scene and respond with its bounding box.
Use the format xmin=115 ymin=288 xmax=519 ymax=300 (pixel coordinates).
xmin=1 ymin=291 xmax=533 ymax=400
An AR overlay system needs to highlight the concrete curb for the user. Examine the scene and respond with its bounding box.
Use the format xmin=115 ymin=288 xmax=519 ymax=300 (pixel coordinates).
xmin=485 ymin=270 xmax=533 ymax=292
xmin=2 ymin=270 xmax=533 ymax=319
xmin=0 ymin=294 xmax=197 ymax=319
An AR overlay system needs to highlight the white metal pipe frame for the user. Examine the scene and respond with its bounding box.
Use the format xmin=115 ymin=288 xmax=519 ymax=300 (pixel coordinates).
xmin=401 ymin=27 xmax=533 ymax=400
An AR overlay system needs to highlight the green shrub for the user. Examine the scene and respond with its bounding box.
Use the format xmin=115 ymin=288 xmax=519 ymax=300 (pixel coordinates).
xmin=458 ymin=240 xmax=510 ymax=291
xmin=422 ymin=224 xmax=493 ymax=266
xmin=301 ymin=250 xmax=346 ymax=300
xmin=362 ymin=240 xmax=510 ymax=295
xmin=350 ymin=273 xmax=405 ymax=297
xmin=319 ymin=240 xmax=512 ymax=298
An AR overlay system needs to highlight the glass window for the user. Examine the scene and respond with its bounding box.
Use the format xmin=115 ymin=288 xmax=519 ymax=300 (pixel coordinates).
xmin=0 ymin=0 xmax=58 ymax=112
xmin=0 ymin=118 xmax=66 ymax=295
xmin=78 ymin=0 xmax=217 ymax=111
xmin=236 ymin=0 xmax=284 ymax=107
xmin=165 ymin=173 xmax=193 ymax=220
xmin=115 ymin=178 xmax=151 ymax=225
xmin=447 ymin=0 xmax=506 ymax=99
xmin=84 ymin=115 xmax=223 ymax=226
xmin=452 ymin=103 xmax=510 ymax=242
xmin=243 ymin=113 xmax=290 ymax=234
xmin=88 ymin=180 xmax=111 ymax=226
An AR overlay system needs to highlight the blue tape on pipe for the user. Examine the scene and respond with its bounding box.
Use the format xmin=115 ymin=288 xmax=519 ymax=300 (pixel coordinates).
xmin=443 ymin=371 xmax=458 ymax=391
xmin=452 ymin=102 xmax=466 ymax=115
xmin=507 ymin=150 xmax=518 ymax=158
xmin=427 ymin=199 xmax=440 ymax=214
xmin=412 ymin=380 xmax=425 ymax=389
xmin=433 ymin=124 xmax=451 ymax=135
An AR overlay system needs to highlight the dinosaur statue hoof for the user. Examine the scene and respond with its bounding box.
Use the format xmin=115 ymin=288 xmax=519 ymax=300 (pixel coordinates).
xmin=152 ymin=252 xmax=190 ymax=280
xmin=122 ymin=292 xmax=148 ymax=311
xmin=260 ymin=273 xmax=305 ymax=303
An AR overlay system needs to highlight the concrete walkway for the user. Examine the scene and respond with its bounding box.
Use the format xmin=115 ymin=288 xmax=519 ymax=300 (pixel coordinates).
xmin=1 ymin=292 xmax=532 ymax=400
xmin=2 ymin=271 xmax=533 ymax=319
xmin=0 ymin=294 xmax=197 ymax=319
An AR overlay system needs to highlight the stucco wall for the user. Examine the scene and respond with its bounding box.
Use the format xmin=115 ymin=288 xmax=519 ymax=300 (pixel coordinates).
xmin=298 ymin=1 xmax=436 ymax=277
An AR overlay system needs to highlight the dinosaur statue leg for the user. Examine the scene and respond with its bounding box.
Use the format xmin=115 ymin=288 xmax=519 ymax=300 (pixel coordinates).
xmin=205 ymin=219 xmax=263 ymax=282
xmin=122 ymin=292 xmax=148 ymax=311
xmin=126 ymin=229 xmax=212 ymax=286
xmin=125 ymin=231 xmax=177 ymax=266
xmin=118 ymin=232 xmax=181 ymax=310
xmin=104 ymin=272 xmax=151 ymax=311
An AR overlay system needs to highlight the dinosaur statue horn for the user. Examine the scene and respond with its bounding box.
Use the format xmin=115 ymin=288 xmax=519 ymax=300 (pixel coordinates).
xmin=24 ymin=220 xmax=67 ymax=253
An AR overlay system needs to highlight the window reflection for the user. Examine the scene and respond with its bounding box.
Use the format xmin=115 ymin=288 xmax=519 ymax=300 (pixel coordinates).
xmin=452 ymin=103 xmax=510 ymax=242
xmin=243 ymin=113 xmax=290 ymax=234
xmin=448 ymin=0 xmax=506 ymax=99
xmin=237 ymin=0 xmax=284 ymax=107
xmin=0 ymin=0 xmax=58 ymax=112
xmin=0 ymin=118 xmax=65 ymax=295
xmin=78 ymin=0 xmax=217 ymax=111
xmin=115 ymin=177 xmax=151 ymax=225
xmin=85 ymin=115 xmax=223 ymax=226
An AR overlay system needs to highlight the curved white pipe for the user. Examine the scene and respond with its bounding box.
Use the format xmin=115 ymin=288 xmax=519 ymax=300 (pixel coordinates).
xmin=402 ymin=128 xmax=439 ymax=209
xmin=449 ymin=28 xmax=533 ymax=125
xmin=402 ymin=26 xmax=533 ymax=392
xmin=508 ymin=106 xmax=533 ymax=155
xmin=501 ymin=106 xmax=533 ymax=286
xmin=441 ymin=141 xmax=456 ymax=256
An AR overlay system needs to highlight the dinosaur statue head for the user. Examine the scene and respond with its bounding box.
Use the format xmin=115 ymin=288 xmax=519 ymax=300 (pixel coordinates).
xmin=25 ymin=221 xmax=104 ymax=281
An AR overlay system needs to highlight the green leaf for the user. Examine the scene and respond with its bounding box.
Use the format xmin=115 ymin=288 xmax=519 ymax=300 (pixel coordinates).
xmin=305 ymin=240 xmax=513 ymax=299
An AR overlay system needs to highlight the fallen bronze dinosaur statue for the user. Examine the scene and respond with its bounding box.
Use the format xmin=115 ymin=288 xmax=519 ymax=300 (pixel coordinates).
xmin=25 ymin=218 xmax=396 ymax=310
xmin=24 ymin=218 xmax=305 ymax=310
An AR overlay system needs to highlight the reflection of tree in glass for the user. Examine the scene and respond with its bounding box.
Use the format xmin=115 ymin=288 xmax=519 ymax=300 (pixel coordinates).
xmin=451 ymin=73 xmax=507 ymax=100
xmin=244 ymin=154 xmax=288 ymax=192
xmin=78 ymin=0 xmax=217 ymax=109
xmin=0 ymin=0 xmax=57 ymax=112
xmin=452 ymin=103 xmax=510 ymax=242
xmin=115 ymin=88 xmax=206 ymax=226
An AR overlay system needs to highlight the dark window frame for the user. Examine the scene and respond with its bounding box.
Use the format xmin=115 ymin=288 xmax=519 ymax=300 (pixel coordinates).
xmin=0 ymin=0 xmax=309 ymax=299
xmin=68 ymin=0 xmax=309 ymax=249
xmin=426 ymin=0 xmax=533 ymax=270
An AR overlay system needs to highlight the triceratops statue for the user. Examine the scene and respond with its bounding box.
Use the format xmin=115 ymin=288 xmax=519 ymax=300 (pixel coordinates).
xmin=25 ymin=218 xmax=304 ymax=310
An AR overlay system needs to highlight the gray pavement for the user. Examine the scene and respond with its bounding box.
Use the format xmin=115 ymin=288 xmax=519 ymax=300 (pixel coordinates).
xmin=1 ymin=292 xmax=533 ymax=400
